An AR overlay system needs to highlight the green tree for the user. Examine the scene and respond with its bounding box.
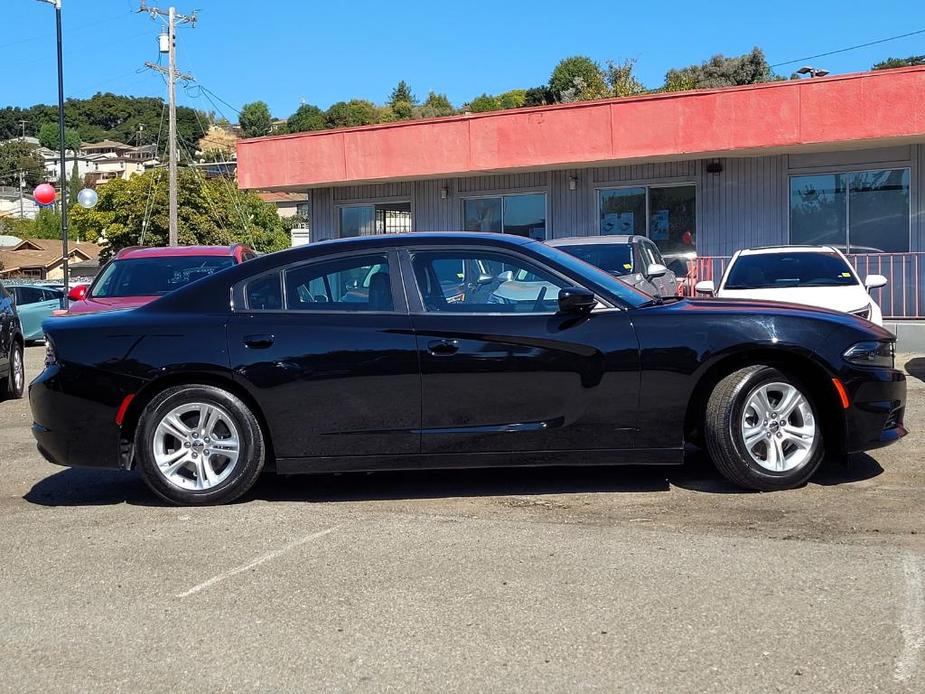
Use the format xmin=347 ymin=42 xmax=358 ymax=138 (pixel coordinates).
xmin=605 ymin=59 xmax=647 ymax=97
xmin=0 ymin=140 xmax=44 ymax=188
xmin=419 ymin=91 xmax=456 ymax=118
xmin=389 ymin=80 xmax=417 ymax=107
xmin=663 ymin=48 xmax=773 ymax=91
xmin=524 ymin=85 xmax=553 ymax=106
xmin=69 ymin=169 xmax=289 ymax=259
xmin=467 ymin=94 xmax=501 ymax=112
xmin=497 ymin=89 xmax=527 ymax=109
xmin=872 ymin=55 xmax=925 ymax=70
xmin=239 ymin=101 xmax=273 ymax=138
xmin=67 ymin=161 xmax=82 ymax=207
xmin=0 ymin=208 xmax=65 ymax=241
xmin=324 ymin=100 xmax=379 ymax=128
xmin=286 ymin=103 xmax=326 ymax=133
xmin=549 ymin=56 xmax=609 ymax=102
xmin=38 ymin=122 xmax=81 ymax=151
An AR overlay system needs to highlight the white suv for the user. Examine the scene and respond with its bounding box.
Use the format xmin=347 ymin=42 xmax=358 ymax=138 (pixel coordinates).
xmin=695 ymin=245 xmax=887 ymax=325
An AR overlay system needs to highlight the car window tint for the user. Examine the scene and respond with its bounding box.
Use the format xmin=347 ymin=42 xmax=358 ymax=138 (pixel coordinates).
xmin=556 ymin=244 xmax=634 ymax=275
xmin=42 ymin=289 xmax=62 ymax=301
xmin=645 ymin=241 xmax=665 ymax=266
xmin=285 ymin=254 xmax=393 ymax=312
xmin=92 ymin=256 xmax=236 ymax=297
xmin=411 ymin=250 xmax=568 ymax=314
xmin=14 ymin=287 xmax=43 ymax=305
xmin=724 ymin=252 xmax=858 ymax=289
xmin=244 ymin=273 xmax=282 ymax=310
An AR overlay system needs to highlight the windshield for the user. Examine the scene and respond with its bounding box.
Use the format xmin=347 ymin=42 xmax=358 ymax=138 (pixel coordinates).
xmin=92 ymin=256 xmax=236 ymax=298
xmin=724 ymin=252 xmax=858 ymax=290
xmin=556 ymin=244 xmax=634 ymax=276
xmin=529 ymin=242 xmax=652 ymax=308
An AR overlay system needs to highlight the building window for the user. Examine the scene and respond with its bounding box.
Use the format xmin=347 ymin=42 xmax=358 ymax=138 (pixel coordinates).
xmin=789 ymin=168 xmax=910 ymax=253
xmin=462 ymin=193 xmax=547 ymax=241
xmin=598 ymin=184 xmax=696 ymax=255
xmin=338 ymin=202 xmax=411 ymax=237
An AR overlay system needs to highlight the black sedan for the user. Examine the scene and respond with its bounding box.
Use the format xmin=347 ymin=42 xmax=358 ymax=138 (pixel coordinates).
xmin=30 ymin=233 xmax=906 ymax=505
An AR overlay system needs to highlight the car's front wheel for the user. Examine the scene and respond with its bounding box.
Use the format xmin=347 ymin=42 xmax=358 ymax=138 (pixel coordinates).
xmin=705 ymin=365 xmax=824 ymax=491
xmin=135 ymin=385 xmax=266 ymax=505
xmin=1 ymin=341 xmax=25 ymax=400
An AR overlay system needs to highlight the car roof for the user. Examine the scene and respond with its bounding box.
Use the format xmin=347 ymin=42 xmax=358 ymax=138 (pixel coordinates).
xmin=738 ymin=245 xmax=838 ymax=256
xmin=114 ymin=244 xmax=247 ymax=259
xmin=547 ymin=235 xmax=639 ymax=246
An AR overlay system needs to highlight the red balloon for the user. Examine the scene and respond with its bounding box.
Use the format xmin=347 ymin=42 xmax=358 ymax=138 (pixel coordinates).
xmin=33 ymin=183 xmax=56 ymax=206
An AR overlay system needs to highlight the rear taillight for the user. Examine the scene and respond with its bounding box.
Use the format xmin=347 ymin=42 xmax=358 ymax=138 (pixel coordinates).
xmin=44 ymin=338 xmax=56 ymax=366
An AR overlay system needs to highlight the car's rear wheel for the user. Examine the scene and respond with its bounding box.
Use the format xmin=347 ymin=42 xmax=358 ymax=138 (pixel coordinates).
xmin=1 ymin=341 xmax=25 ymax=400
xmin=705 ymin=365 xmax=824 ymax=491
xmin=135 ymin=385 xmax=265 ymax=505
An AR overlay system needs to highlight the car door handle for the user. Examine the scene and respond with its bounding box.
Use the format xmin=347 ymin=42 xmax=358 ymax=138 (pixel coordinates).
xmin=426 ymin=339 xmax=459 ymax=356
xmin=243 ymin=334 xmax=275 ymax=349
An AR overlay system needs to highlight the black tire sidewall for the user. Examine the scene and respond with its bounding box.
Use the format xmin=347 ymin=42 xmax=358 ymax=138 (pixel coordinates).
xmin=136 ymin=385 xmax=265 ymax=505
xmin=726 ymin=367 xmax=823 ymax=487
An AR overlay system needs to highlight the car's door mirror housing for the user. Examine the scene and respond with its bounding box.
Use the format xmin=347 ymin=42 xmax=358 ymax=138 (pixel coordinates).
xmin=646 ymin=263 xmax=668 ymax=279
xmin=695 ymin=280 xmax=716 ymax=295
xmin=558 ymin=287 xmax=596 ymax=313
xmin=477 ymin=272 xmax=494 ymax=285
xmin=864 ymin=274 xmax=888 ymax=291
xmin=67 ymin=285 xmax=87 ymax=302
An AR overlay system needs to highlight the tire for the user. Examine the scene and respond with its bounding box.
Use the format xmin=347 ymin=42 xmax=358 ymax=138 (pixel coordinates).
xmin=134 ymin=384 xmax=266 ymax=505
xmin=0 ymin=341 xmax=25 ymax=401
xmin=705 ymin=365 xmax=824 ymax=491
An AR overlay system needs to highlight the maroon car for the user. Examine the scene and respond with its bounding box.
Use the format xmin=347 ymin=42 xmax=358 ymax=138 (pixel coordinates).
xmin=66 ymin=244 xmax=256 ymax=315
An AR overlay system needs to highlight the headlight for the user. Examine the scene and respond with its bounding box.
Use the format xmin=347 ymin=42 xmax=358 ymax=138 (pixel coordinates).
xmin=843 ymin=340 xmax=894 ymax=368
xmin=850 ymin=305 xmax=871 ymax=321
xmin=44 ymin=338 xmax=56 ymax=366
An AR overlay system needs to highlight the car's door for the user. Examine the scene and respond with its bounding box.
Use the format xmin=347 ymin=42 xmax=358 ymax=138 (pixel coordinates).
xmin=636 ymin=240 xmax=667 ymax=297
xmin=0 ymin=282 xmax=12 ymax=374
xmin=14 ymin=287 xmax=59 ymax=340
xmin=227 ymin=250 xmax=421 ymax=461
xmin=402 ymin=245 xmax=640 ymax=455
xmin=644 ymin=240 xmax=679 ymax=296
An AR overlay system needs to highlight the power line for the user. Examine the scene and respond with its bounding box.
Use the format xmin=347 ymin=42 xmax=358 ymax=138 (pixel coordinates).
xmin=771 ymin=27 xmax=925 ymax=68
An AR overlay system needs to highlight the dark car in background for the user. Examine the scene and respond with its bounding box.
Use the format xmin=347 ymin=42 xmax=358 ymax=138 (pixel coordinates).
xmin=546 ymin=235 xmax=679 ymax=297
xmin=0 ymin=280 xmax=25 ymax=400
xmin=66 ymin=244 xmax=256 ymax=315
xmin=31 ymin=232 xmax=906 ymax=505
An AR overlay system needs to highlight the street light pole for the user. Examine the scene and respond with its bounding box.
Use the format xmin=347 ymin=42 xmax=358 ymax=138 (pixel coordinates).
xmin=37 ymin=0 xmax=69 ymax=286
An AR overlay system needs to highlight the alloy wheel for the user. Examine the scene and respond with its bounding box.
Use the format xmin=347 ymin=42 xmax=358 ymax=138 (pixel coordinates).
xmin=11 ymin=346 xmax=23 ymax=393
xmin=740 ymin=381 xmax=816 ymax=472
xmin=152 ymin=402 xmax=241 ymax=491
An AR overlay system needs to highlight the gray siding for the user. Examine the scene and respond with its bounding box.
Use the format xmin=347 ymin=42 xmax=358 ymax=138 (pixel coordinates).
xmin=303 ymin=144 xmax=923 ymax=255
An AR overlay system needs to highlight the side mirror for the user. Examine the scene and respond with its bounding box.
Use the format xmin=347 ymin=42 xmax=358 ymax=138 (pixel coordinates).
xmin=646 ymin=263 xmax=668 ymax=279
xmin=67 ymin=285 xmax=87 ymax=302
xmin=558 ymin=286 xmax=596 ymax=313
xmin=695 ymin=280 xmax=716 ymax=295
xmin=498 ymin=270 xmax=514 ymax=282
xmin=477 ymin=272 xmax=494 ymax=285
xmin=864 ymin=274 xmax=887 ymax=291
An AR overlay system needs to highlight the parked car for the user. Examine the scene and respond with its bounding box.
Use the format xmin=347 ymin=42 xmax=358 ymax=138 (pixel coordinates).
xmin=32 ymin=232 xmax=906 ymax=505
xmin=5 ymin=284 xmax=64 ymax=342
xmin=0 ymin=280 xmax=25 ymax=400
xmin=547 ymin=235 xmax=679 ymax=297
xmin=695 ymin=246 xmax=887 ymax=325
xmin=66 ymin=244 xmax=257 ymax=315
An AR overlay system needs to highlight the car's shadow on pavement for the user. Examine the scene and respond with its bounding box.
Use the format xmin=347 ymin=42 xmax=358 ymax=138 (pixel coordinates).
xmin=903 ymin=356 xmax=925 ymax=384
xmin=24 ymin=451 xmax=884 ymax=507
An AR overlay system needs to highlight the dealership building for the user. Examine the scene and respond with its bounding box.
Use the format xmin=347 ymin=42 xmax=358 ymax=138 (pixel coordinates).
xmin=237 ymin=66 xmax=925 ymax=323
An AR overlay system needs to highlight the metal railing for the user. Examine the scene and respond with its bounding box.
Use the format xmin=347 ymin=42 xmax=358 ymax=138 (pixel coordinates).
xmin=679 ymin=252 xmax=925 ymax=320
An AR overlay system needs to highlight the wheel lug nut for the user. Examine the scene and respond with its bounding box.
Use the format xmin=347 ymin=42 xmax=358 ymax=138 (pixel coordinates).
xmin=184 ymin=442 xmax=191 ymax=448
xmin=191 ymin=453 xmax=198 ymax=459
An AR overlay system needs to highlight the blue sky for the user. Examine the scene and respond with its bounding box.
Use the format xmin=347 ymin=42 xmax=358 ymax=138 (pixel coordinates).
xmin=4 ymin=0 xmax=925 ymax=121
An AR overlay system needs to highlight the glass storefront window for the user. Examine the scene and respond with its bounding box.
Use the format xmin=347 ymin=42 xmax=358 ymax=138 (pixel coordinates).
xmin=463 ymin=194 xmax=547 ymax=240
xmin=790 ymin=168 xmax=909 ymax=253
xmin=339 ymin=202 xmax=411 ymax=237
xmin=599 ymin=187 xmax=646 ymax=236
xmin=598 ymin=185 xmax=696 ymax=255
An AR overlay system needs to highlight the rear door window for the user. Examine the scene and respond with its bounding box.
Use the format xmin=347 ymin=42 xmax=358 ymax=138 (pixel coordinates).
xmin=284 ymin=254 xmax=394 ymax=312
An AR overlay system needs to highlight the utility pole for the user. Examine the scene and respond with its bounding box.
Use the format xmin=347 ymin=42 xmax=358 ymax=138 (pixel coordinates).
xmin=139 ymin=2 xmax=196 ymax=246
xmin=18 ymin=171 xmax=25 ymax=219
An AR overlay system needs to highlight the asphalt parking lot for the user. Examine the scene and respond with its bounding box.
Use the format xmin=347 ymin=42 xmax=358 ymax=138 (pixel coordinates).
xmin=1 ymin=345 xmax=924 ymax=693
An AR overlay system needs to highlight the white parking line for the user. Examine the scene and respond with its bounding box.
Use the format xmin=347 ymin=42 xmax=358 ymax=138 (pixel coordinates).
xmin=176 ymin=526 xmax=338 ymax=598
xmin=896 ymin=551 xmax=924 ymax=682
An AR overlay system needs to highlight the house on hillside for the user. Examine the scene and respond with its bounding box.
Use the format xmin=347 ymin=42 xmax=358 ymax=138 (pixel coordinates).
xmin=0 ymin=187 xmax=39 ymax=220
xmin=0 ymin=239 xmax=101 ymax=280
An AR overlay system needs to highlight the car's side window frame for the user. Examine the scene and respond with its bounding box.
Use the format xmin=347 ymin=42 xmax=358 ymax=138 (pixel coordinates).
xmin=398 ymin=245 xmax=615 ymax=316
xmin=232 ymin=248 xmax=408 ymax=315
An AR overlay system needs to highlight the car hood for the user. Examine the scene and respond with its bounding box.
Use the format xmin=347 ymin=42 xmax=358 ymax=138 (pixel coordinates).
xmin=66 ymin=295 xmax=159 ymax=314
xmin=716 ymin=285 xmax=871 ymax=314
xmin=673 ymin=296 xmax=893 ymax=339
